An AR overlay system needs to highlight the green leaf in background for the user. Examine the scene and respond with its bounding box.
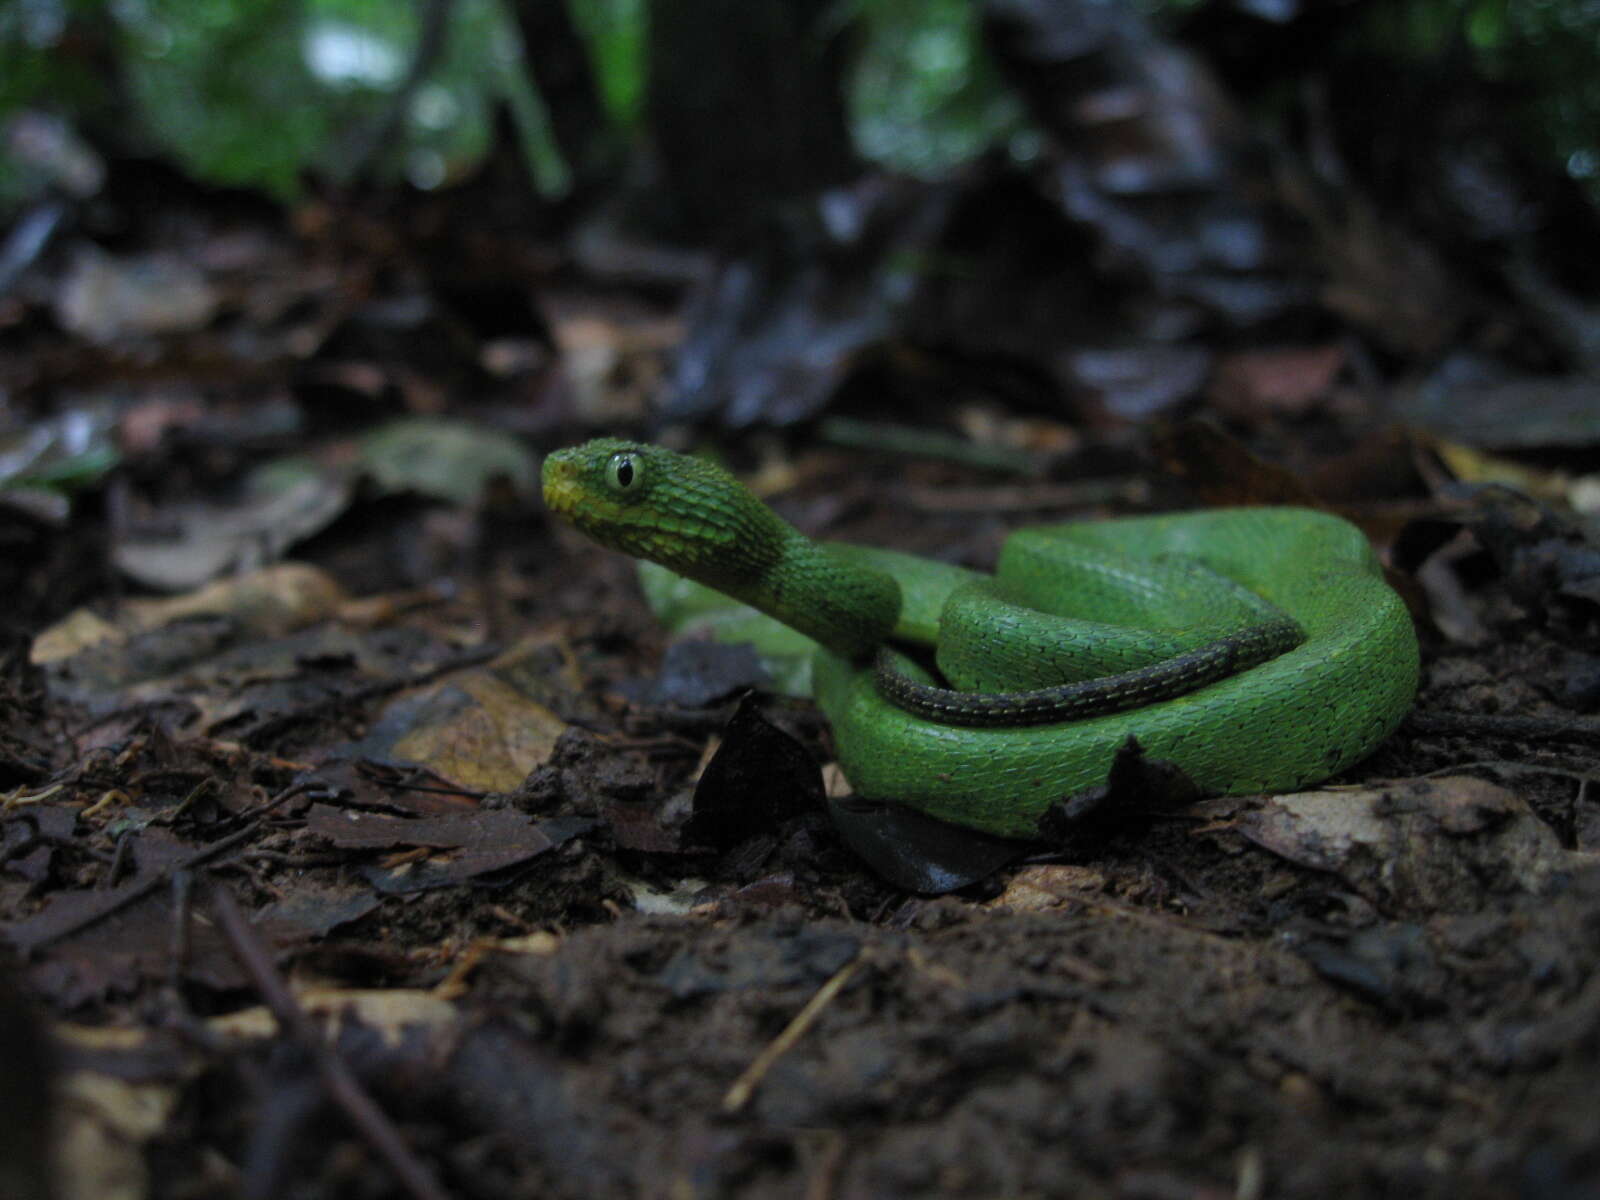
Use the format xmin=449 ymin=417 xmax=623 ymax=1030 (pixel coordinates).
xmin=360 ymin=416 xmax=538 ymax=507
xmin=0 ymin=402 xmax=119 ymax=495
xmin=2 ymin=0 xmax=1597 ymax=204
xmin=847 ymin=0 xmax=1027 ymax=175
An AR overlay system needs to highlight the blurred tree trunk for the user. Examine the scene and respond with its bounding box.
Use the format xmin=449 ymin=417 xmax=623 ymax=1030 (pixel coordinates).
xmin=347 ymin=0 xmax=458 ymax=185
xmin=509 ymin=0 xmax=615 ymax=194
xmin=645 ymin=0 xmax=858 ymax=240
xmin=56 ymin=12 xmax=140 ymax=157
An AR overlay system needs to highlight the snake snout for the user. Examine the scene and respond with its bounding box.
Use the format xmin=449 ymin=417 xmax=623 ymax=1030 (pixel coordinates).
xmin=540 ymin=451 xmax=581 ymax=515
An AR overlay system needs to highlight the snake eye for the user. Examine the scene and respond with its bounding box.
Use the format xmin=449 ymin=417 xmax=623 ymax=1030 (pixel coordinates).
xmin=606 ymin=452 xmax=641 ymax=494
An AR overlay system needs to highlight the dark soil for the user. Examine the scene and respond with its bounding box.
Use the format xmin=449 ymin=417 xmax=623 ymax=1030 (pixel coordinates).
xmin=8 ymin=439 xmax=1593 ymax=1200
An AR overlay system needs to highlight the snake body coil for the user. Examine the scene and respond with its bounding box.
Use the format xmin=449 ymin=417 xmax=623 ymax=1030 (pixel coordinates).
xmin=543 ymin=439 xmax=1418 ymax=837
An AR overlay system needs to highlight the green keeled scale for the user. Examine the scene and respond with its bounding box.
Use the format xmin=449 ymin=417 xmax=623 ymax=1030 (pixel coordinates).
xmin=542 ymin=439 xmax=1418 ymax=837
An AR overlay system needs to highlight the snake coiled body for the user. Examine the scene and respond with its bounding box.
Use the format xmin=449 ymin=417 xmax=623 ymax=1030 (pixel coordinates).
xmin=543 ymin=440 xmax=1418 ymax=837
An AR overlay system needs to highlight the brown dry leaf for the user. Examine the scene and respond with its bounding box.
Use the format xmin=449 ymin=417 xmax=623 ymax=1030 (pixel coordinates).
xmin=305 ymin=803 xmax=540 ymax=852
xmin=55 ymin=245 xmax=218 ymax=342
xmin=987 ymin=864 xmax=1110 ymax=912
xmin=1304 ymin=427 xmax=1426 ymax=506
xmin=1151 ymin=418 xmax=1318 ymax=506
xmin=1432 ymin=438 xmax=1583 ymax=507
xmin=1207 ymin=344 xmax=1346 ymax=420
xmin=486 ymin=633 xmax=587 ymax=714
xmin=113 ymin=473 xmax=352 ymax=592
xmin=386 ymin=672 xmax=566 ymax=793
xmin=207 ymin=987 xmax=457 ymax=1043
xmin=1232 ymin=776 xmax=1592 ymax=913
xmin=11 ymin=833 xmax=252 ymax=1005
xmin=553 ymin=313 xmax=679 ymax=424
xmin=255 ymin=880 xmax=383 ymax=942
xmin=29 ymin=609 xmax=121 ymax=664
xmin=54 ymin=1070 xmax=178 ymax=1200
xmin=31 ymin=563 xmax=348 ymax=664
xmin=304 ymin=803 xmax=592 ymax=893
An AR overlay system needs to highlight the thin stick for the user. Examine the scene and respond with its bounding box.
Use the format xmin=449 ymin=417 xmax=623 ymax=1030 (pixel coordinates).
xmin=1406 ymin=710 xmax=1600 ymax=747
xmin=240 ymin=645 xmax=497 ymax=749
xmin=722 ymin=955 xmax=862 ymax=1114
xmin=209 ymin=884 xmax=450 ymax=1200
xmin=18 ymin=781 xmax=319 ymax=954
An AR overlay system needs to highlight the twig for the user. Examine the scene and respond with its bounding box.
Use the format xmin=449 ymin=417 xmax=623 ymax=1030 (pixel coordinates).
xmin=0 ymin=782 xmax=63 ymax=810
xmin=16 ymin=781 xmax=318 ymax=954
xmin=240 ymin=645 xmax=498 ymax=749
xmin=722 ymin=954 xmax=863 ymax=1113
xmin=209 ymin=885 xmax=449 ymax=1200
xmin=168 ymin=869 xmax=194 ymax=994
xmin=1405 ymin=710 xmax=1600 ymax=747
xmin=0 ymin=812 xmax=115 ymax=866
xmin=342 ymin=0 xmax=458 ymax=184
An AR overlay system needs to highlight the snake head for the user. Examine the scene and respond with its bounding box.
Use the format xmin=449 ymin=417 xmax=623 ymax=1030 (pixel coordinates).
xmin=541 ymin=439 xmax=786 ymax=581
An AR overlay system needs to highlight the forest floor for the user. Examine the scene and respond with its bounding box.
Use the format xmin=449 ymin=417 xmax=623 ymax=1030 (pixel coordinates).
xmin=5 ymin=430 xmax=1598 ymax=1200
xmin=2 ymin=162 xmax=1599 ymax=1200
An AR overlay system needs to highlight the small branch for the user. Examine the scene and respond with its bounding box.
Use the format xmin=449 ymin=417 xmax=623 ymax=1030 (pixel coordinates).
xmin=209 ymin=885 xmax=450 ymax=1200
xmin=722 ymin=955 xmax=862 ymax=1114
xmin=1405 ymin=710 xmax=1600 ymax=748
xmin=240 ymin=644 xmax=497 ymax=749
xmin=16 ymin=781 xmax=320 ymax=954
xmin=344 ymin=0 xmax=458 ymax=185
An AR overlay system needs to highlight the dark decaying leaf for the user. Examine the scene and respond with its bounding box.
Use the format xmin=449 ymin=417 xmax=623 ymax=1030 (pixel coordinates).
xmin=1562 ymin=651 xmax=1600 ymax=710
xmin=1 ymin=804 xmax=77 ymax=884
xmin=1150 ymin=418 xmax=1319 ymax=507
xmin=1036 ymin=736 xmax=1202 ymax=847
xmin=254 ymin=882 xmax=383 ymax=942
xmin=306 ymin=803 xmax=547 ymax=851
xmin=827 ymin=795 xmax=1032 ymax=895
xmin=682 ymin=696 xmax=823 ymax=850
xmin=1232 ymin=777 xmax=1578 ymax=915
xmin=659 ymin=179 xmax=903 ymax=428
xmin=662 ymin=168 xmax=1125 ymax=429
xmin=44 ymin=619 xmax=452 ymax=729
xmin=292 ymin=293 xmax=487 ymax=424
xmin=601 ymin=796 xmax=685 ymax=855
xmin=9 ymin=836 xmax=253 ymax=1004
xmin=1396 ymin=485 xmax=1600 ymax=646
xmin=1290 ymin=923 xmax=1448 ymax=1017
xmin=332 ymin=807 xmax=595 ymax=895
xmin=298 ymin=758 xmax=479 ymax=817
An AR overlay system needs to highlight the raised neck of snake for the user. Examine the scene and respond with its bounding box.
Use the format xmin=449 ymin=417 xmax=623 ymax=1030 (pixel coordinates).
xmin=541 ymin=439 xmax=901 ymax=660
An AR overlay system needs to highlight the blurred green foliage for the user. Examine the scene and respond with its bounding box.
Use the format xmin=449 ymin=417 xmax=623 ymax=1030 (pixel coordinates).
xmin=128 ymin=0 xmax=333 ymax=196
xmin=0 ymin=0 xmax=1596 ymax=207
xmin=1374 ymin=0 xmax=1600 ymax=191
xmin=847 ymin=0 xmax=1025 ymax=175
xmin=567 ymin=0 xmax=646 ymax=130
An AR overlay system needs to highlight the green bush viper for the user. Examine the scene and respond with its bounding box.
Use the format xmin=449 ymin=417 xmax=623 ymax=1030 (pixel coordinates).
xmin=542 ymin=439 xmax=1419 ymax=838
